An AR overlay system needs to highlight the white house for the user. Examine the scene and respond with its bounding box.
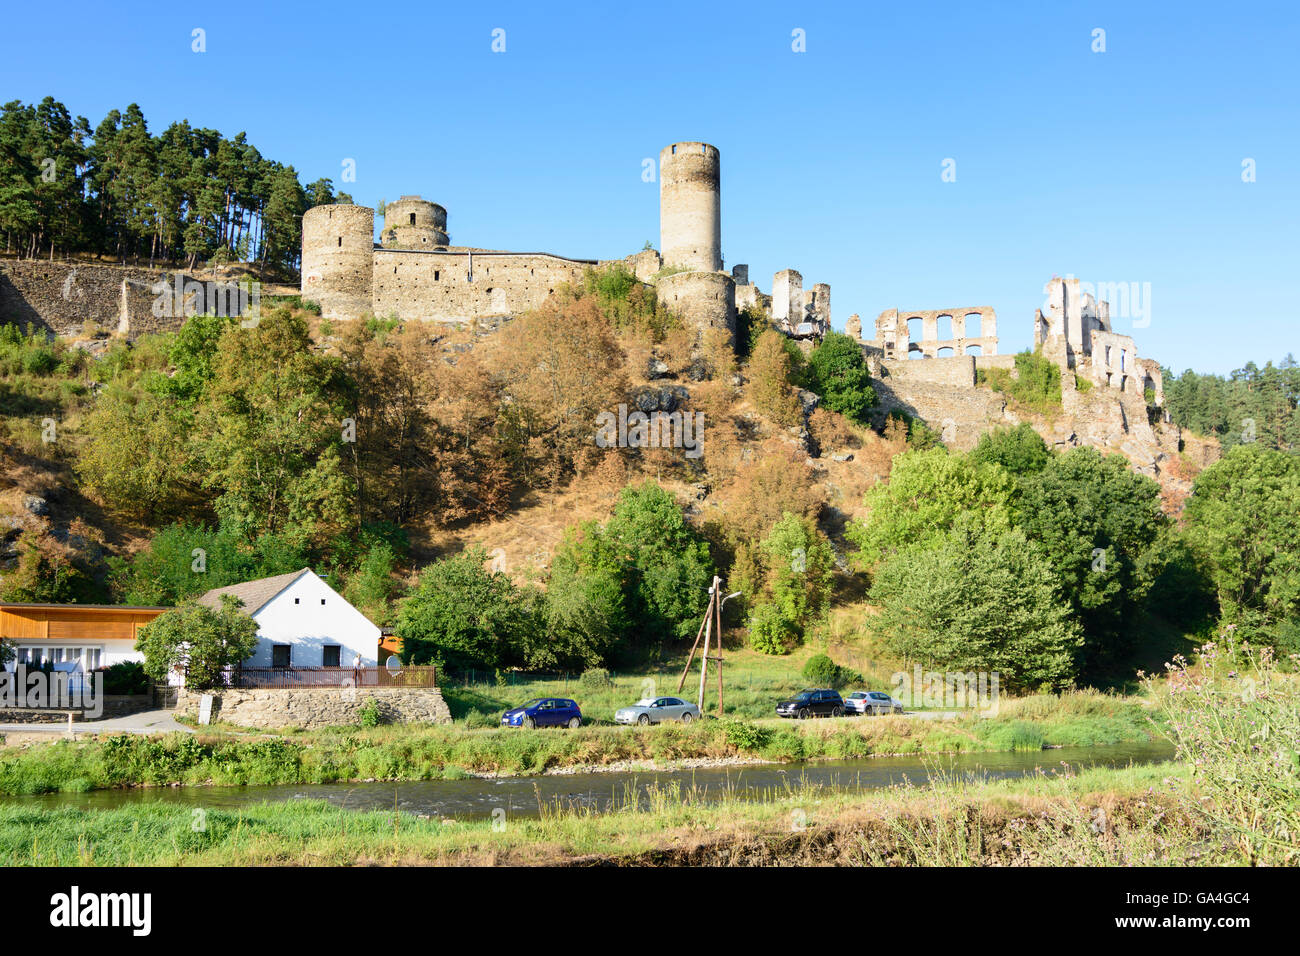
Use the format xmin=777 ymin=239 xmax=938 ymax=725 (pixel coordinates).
xmin=196 ymin=568 xmax=379 ymax=670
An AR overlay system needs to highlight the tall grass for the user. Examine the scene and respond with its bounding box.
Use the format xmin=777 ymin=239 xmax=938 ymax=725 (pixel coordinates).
xmin=1146 ymin=636 xmax=1300 ymax=865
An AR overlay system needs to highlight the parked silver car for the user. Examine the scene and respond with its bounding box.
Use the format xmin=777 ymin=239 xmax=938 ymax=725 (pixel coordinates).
xmin=844 ymin=691 xmax=905 ymax=715
xmin=615 ymin=696 xmax=701 ymax=725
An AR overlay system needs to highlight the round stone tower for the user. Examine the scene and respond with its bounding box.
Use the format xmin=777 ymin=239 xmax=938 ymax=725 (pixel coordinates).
xmin=301 ymin=203 xmax=375 ymax=320
xmin=381 ymin=195 xmax=449 ymax=249
xmin=659 ymin=142 xmax=721 ymax=273
xmin=656 ymin=270 xmax=735 ymax=347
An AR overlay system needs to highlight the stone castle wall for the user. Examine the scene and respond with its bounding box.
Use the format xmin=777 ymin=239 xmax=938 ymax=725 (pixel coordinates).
xmin=872 ymin=306 xmax=998 ymax=359
xmin=656 ymin=270 xmax=735 ymax=344
xmin=372 ymin=249 xmax=594 ymax=322
xmin=881 ymin=355 xmax=977 ymax=388
xmin=974 ymin=354 xmax=1017 ymax=372
xmin=175 ymin=685 xmax=452 ymax=729
xmin=0 ymin=260 xmax=254 ymax=340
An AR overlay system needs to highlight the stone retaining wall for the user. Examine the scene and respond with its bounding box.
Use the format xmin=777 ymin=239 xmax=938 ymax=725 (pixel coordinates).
xmin=0 ymin=260 xmax=257 ymax=339
xmin=0 ymin=694 xmax=155 ymax=723
xmin=175 ymin=685 xmax=452 ymax=729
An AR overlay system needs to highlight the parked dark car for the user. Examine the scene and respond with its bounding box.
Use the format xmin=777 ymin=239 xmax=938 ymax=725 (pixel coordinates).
xmin=502 ymin=698 xmax=583 ymax=729
xmin=775 ymin=688 xmax=844 ymax=719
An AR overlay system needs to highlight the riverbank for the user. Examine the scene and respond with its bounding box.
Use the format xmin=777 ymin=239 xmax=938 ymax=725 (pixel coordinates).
xmin=0 ymin=690 xmax=1160 ymax=795
xmin=0 ymin=760 xmax=1204 ymax=866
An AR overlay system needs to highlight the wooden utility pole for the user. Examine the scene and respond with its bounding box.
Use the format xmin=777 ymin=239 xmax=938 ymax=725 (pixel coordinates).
xmin=696 ymin=584 xmax=712 ymax=713
xmin=678 ymin=575 xmax=730 ymax=718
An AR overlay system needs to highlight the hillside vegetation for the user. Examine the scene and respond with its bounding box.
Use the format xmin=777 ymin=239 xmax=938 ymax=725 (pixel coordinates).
xmin=2 ymin=263 xmax=1297 ymax=691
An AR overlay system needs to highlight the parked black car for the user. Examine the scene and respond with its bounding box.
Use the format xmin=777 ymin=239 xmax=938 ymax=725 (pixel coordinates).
xmin=776 ymin=688 xmax=844 ymax=719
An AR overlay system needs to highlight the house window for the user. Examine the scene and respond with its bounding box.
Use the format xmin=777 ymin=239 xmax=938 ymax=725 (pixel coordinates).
xmin=272 ymin=645 xmax=292 ymax=668
xmin=320 ymin=598 xmax=326 ymax=605
xmin=294 ymin=597 xmax=300 ymax=604
xmin=323 ymin=645 xmax=341 ymax=667
xmin=409 ymin=212 xmax=416 ymax=225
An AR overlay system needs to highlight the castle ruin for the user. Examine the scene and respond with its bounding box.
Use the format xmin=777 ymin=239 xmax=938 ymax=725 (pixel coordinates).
xmin=300 ymin=142 xmax=838 ymax=350
xmin=1036 ymin=275 xmax=1164 ymax=406
xmin=295 ymin=144 xmax=1180 ymax=476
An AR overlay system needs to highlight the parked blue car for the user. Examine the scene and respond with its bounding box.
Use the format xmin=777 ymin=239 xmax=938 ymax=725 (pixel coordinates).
xmin=501 ymin=697 xmax=583 ymax=729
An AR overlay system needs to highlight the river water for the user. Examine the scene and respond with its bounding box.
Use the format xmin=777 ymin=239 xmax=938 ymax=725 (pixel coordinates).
xmin=6 ymin=741 xmax=1175 ymax=821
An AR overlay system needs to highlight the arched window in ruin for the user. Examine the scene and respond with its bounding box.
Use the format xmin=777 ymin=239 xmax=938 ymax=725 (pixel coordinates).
xmin=937 ymin=346 xmax=954 ymax=358
xmin=906 ymin=316 xmax=924 ymax=342
xmin=937 ymin=314 xmax=954 ymax=340
xmin=964 ymin=312 xmax=982 ymax=337
xmin=965 ymin=344 xmax=983 ymax=356
xmin=908 ymin=343 xmax=926 ymax=360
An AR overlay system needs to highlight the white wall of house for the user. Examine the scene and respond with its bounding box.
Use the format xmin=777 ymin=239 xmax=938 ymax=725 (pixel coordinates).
xmin=5 ymin=639 xmax=142 ymax=671
xmin=245 ymin=571 xmax=379 ymax=669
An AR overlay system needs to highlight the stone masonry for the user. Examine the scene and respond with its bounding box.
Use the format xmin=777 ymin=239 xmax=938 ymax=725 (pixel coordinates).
xmin=0 ymin=261 xmax=257 ymax=340
xmin=175 ymin=685 xmax=452 ymax=729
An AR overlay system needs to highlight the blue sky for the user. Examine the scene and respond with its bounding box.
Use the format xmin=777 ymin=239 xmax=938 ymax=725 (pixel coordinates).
xmin=2 ymin=0 xmax=1296 ymax=374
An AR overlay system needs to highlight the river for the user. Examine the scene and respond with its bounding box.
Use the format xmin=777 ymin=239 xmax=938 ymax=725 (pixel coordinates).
xmin=5 ymin=741 xmax=1175 ymax=821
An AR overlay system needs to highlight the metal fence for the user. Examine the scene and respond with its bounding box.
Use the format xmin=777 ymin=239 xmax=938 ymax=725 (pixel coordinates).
xmin=231 ymin=666 xmax=438 ymax=689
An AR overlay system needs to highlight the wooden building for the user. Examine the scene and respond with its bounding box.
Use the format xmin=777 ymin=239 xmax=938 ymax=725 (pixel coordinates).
xmin=0 ymin=602 xmax=167 ymax=671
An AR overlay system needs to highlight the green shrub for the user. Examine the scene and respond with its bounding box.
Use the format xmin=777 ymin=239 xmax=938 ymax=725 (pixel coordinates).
xmin=577 ymin=667 xmax=613 ymax=691
xmin=99 ymin=661 xmax=151 ymax=696
xmin=359 ymin=700 xmax=381 ymax=728
xmin=747 ymin=603 xmax=796 ymax=654
xmin=801 ymin=653 xmax=860 ymax=689
xmin=802 ymin=653 xmax=839 ymax=686
xmin=760 ymin=728 xmax=806 ymax=761
xmin=22 ymin=346 xmax=58 ymax=376
xmin=722 ymin=719 xmax=771 ymax=752
xmin=982 ymin=349 xmax=1062 ymax=415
